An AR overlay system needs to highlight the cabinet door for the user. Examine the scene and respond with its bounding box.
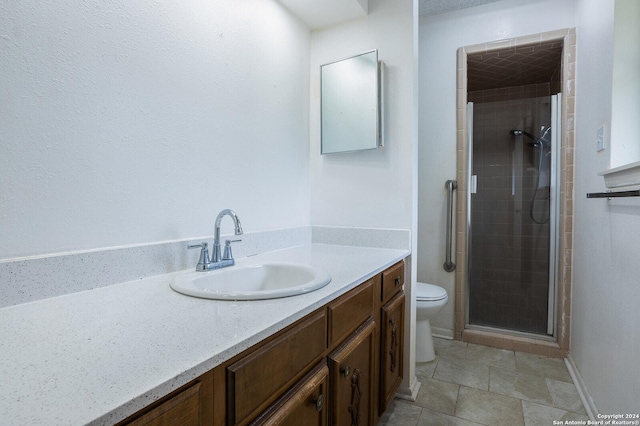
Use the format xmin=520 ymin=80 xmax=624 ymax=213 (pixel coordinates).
xmin=379 ymin=291 xmax=405 ymax=413
xmin=250 ymin=362 xmax=328 ymax=426
xmin=328 ymin=319 xmax=376 ymax=426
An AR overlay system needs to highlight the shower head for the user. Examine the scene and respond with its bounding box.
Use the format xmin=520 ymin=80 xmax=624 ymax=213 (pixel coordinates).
xmin=510 ymin=128 xmax=551 ymax=148
xmin=510 ymin=129 xmax=537 ymax=141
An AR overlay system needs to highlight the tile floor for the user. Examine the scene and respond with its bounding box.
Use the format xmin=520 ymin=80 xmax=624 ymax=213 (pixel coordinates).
xmin=379 ymin=338 xmax=589 ymax=426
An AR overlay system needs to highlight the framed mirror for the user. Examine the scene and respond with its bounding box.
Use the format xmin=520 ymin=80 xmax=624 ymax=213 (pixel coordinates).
xmin=320 ymin=50 xmax=382 ymax=154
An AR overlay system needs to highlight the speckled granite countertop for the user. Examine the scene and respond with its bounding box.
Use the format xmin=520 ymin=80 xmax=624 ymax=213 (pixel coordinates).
xmin=0 ymin=243 xmax=408 ymax=425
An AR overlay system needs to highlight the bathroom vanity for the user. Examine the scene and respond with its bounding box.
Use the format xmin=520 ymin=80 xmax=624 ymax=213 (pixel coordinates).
xmin=0 ymin=243 xmax=408 ymax=425
xmin=117 ymin=259 xmax=406 ymax=426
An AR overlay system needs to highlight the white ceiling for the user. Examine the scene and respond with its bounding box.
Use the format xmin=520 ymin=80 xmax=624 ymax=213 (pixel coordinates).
xmin=419 ymin=0 xmax=504 ymax=15
xmin=278 ymin=0 xmax=368 ymax=30
xmin=278 ymin=0 xmax=504 ymax=30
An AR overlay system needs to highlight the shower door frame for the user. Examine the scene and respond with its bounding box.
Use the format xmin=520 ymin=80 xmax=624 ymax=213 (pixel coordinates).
xmin=464 ymin=95 xmax=561 ymax=340
xmin=547 ymin=93 xmax=562 ymax=336
xmin=454 ymin=29 xmax=576 ymax=357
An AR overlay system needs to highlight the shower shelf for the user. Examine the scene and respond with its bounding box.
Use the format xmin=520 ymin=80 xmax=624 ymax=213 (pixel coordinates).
xmin=586 ymin=190 xmax=640 ymax=198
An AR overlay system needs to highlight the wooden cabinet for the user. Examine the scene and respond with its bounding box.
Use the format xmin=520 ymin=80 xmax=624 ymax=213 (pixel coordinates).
xmin=378 ymin=261 xmax=405 ymax=415
xmin=379 ymin=291 xmax=405 ymax=413
xmin=327 ymin=277 xmax=376 ymax=347
xmin=119 ymin=259 xmax=406 ymax=426
xmin=329 ymin=319 xmax=376 ymax=426
xmin=226 ymin=310 xmax=326 ymax=426
xmin=118 ymin=370 xmax=213 ymax=426
xmin=381 ymin=261 xmax=404 ymax=305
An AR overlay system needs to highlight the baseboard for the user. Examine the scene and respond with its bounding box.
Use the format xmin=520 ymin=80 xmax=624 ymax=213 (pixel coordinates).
xmin=565 ymin=355 xmax=598 ymax=420
xmin=395 ymin=375 xmax=421 ymax=402
xmin=431 ymin=326 xmax=454 ymax=340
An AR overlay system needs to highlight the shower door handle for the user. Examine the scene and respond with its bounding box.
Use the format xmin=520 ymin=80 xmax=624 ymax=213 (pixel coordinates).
xmin=444 ymin=180 xmax=457 ymax=272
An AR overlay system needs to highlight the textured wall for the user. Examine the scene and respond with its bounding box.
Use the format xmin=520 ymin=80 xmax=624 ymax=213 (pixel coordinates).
xmin=572 ymin=0 xmax=640 ymax=413
xmin=0 ymin=0 xmax=311 ymax=259
xmin=610 ymin=0 xmax=640 ymax=167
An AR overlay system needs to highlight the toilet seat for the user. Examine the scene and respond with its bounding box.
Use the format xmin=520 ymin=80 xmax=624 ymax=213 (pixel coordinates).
xmin=416 ymin=282 xmax=447 ymax=301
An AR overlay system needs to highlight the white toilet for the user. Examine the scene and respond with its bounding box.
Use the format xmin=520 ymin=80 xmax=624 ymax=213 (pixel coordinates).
xmin=416 ymin=282 xmax=449 ymax=362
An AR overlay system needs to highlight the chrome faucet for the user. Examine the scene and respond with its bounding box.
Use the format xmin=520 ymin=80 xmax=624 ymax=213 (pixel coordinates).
xmin=187 ymin=209 xmax=243 ymax=271
xmin=212 ymin=209 xmax=243 ymax=262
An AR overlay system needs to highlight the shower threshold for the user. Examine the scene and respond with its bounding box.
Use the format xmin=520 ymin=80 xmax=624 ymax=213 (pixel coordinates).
xmin=465 ymin=324 xmax=557 ymax=343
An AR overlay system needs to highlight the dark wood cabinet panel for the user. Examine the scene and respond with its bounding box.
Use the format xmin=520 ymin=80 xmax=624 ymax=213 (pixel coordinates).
xmin=328 ymin=276 xmax=376 ymax=347
xmin=379 ymin=291 xmax=405 ymax=414
xmin=329 ymin=319 xmax=376 ymax=426
xmin=381 ymin=261 xmax=404 ymax=304
xmin=227 ymin=310 xmax=327 ymax=425
xmin=249 ymin=362 xmax=329 ymax=426
xmin=119 ymin=371 xmax=213 ymax=426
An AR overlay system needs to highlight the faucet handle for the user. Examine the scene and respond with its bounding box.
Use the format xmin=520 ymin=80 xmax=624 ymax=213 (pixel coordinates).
xmin=187 ymin=242 xmax=208 ymax=250
xmin=187 ymin=242 xmax=212 ymax=272
xmin=222 ymin=239 xmax=241 ymax=261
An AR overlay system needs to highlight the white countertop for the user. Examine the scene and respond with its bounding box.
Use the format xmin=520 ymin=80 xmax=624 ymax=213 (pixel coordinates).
xmin=0 ymin=243 xmax=408 ymax=425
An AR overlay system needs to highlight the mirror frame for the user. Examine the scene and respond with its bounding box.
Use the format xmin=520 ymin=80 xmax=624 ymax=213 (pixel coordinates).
xmin=320 ymin=50 xmax=382 ymax=155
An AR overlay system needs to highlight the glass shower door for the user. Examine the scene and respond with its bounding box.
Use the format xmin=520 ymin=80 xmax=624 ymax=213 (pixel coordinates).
xmin=467 ymin=95 xmax=561 ymax=337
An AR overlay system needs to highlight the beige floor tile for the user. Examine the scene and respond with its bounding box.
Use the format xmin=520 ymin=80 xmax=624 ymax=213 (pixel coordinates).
xmin=522 ymin=400 xmax=589 ymax=426
xmin=434 ymin=338 xmax=468 ymax=360
xmin=378 ymin=399 xmax=422 ymax=426
xmin=455 ymin=386 xmax=524 ymax=426
xmin=416 ymin=356 xmax=439 ymax=380
xmin=418 ymin=407 xmax=484 ymax=426
xmin=466 ymin=343 xmax=516 ymax=369
xmin=434 ymin=357 xmax=490 ymax=390
xmin=489 ymin=367 xmax=553 ymax=405
xmin=546 ymin=378 xmax=587 ymax=414
xmin=415 ymin=378 xmax=460 ymax=416
xmin=515 ymin=352 xmax=573 ymax=382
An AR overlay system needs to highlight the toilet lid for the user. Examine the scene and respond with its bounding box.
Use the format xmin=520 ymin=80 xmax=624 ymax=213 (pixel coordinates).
xmin=416 ymin=282 xmax=447 ymax=301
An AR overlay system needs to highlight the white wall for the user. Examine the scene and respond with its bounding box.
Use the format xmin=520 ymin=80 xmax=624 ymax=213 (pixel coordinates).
xmin=0 ymin=0 xmax=310 ymax=259
xmin=610 ymin=0 xmax=640 ymax=167
xmin=418 ymin=0 xmax=576 ymax=335
xmin=309 ymin=0 xmax=418 ymax=395
xmin=572 ymin=0 xmax=640 ymax=413
xmin=309 ymin=0 xmax=415 ymax=232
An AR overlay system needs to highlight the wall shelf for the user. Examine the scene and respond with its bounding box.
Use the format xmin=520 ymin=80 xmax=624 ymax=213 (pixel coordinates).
xmin=598 ymin=160 xmax=640 ymax=188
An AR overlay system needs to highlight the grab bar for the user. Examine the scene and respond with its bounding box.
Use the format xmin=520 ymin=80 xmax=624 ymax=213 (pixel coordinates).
xmin=444 ymin=180 xmax=457 ymax=272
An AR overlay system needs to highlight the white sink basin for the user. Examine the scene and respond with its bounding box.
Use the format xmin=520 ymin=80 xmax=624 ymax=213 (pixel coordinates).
xmin=170 ymin=262 xmax=332 ymax=300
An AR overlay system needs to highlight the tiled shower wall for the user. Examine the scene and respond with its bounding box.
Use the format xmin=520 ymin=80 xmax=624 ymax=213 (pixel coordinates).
xmin=468 ymin=85 xmax=553 ymax=334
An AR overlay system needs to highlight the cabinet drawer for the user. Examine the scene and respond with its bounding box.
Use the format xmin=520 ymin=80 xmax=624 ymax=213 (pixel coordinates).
xmin=380 ymin=291 xmax=405 ymax=413
xmin=381 ymin=261 xmax=404 ymax=303
xmin=227 ymin=310 xmax=327 ymax=425
xmin=327 ymin=277 xmax=376 ymax=347
xmin=121 ymin=371 xmax=213 ymax=426
xmin=250 ymin=362 xmax=329 ymax=426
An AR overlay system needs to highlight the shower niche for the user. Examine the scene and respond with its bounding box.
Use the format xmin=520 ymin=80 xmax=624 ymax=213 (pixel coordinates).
xmin=466 ymin=40 xmax=563 ymax=337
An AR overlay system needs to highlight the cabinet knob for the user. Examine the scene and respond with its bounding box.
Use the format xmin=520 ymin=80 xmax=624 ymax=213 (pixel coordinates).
xmin=314 ymin=394 xmax=325 ymax=412
xmin=341 ymin=365 xmax=351 ymax=378
xmin=394 ymin=276 xmax=401 ymax=286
